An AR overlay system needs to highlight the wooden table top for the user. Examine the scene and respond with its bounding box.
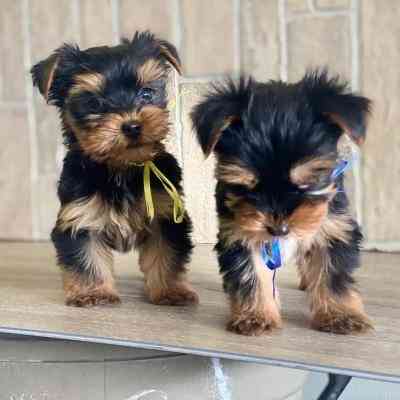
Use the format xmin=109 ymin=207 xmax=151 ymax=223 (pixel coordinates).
xmin=0 ymin=242 xmax=399 ymax=382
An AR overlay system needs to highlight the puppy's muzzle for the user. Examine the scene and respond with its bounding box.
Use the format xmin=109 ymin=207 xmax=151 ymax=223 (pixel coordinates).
xmin=122 ymin=120 xmax=141 ymax=140
xmin=267 ymin=223 xmax=289 ymax=237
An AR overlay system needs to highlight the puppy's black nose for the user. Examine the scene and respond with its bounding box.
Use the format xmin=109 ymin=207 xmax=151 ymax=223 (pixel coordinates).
xmin=122 ymin=121 xmax=141 ymax=139
xmin=267 ymin=223 xmax=289 ymax=237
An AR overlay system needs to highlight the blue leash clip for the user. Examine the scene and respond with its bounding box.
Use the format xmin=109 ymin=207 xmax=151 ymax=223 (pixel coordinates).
xmin=261 ymin=239 xmax=282 ymax=299
xmin=261 ymin=239 xmax=282 ymax=270
xmin=331 ymin=159 xmax=350 ymax=180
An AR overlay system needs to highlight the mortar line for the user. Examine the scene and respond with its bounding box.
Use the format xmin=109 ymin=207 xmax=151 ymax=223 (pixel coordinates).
xmin=174 ymin=72 xmax=183 ymax=165
xmin=307 ymin=0 xmax=316 ymax=12
xmin=173 ymin=0 xmax=184 ymax=165
xmin=71 ymin=0 xmax=81 ymax=43
xmin=0 ymin=102 xmax=27 ymax=110
xmin=173 ymin=0 xmax=183 ymax=54
xmin=111 ymin=0 xmax=120 ymax=45
xmin=233 ymin=0 xmax=241 ymax=78
xmin=180 ymin=75 xmax=227 ymax=83
xmin=286 ymin=10 xmax=350 ymax=22
xmin=278 ymin=0 xmax=288 ymax=82
xmin=21 ymin=0 xmax=39 ymax=240
xmin=0 ymin=61 xmax=3 ymax=101
xmin=350 ymin=0 xmax=363 ymax=227
xmin=363 ymin=242 xmax=400 ymax=253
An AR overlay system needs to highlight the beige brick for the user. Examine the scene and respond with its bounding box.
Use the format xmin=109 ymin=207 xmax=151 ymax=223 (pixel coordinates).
xmin=119 ymin=0 xmax=175 ymax=43
xmin=287 ymin=0 xmax=309 ymax=13
xmin=37 ymin=174 xmax=59 ymax=239
xmin=181 ymin=0 xmax=236 ymax=76
xmin=165 ymin=71 xmax=181 ymax=162
xmin=361 ymin=1 xmax=400 ymax=241
xmin=180 ymin=83 xmax=218 ymax=244
xmin=287 ymin=16 xmax=351 ymax=82
xmin=0 ymin=109 xmax=31 ymax=239
xmin=240 ymin=0 xmax=280 ymax=81
xmin=30 ymin=0 xmax=77 ymax=176
xmin=316 ymin=0 xmax=350 ymax=9
xmin=30 ymin=0 xmax=77 ymax=61
xmin=0 ymin=2 xmax=25 ymax=101
xmin=80 ymin=0 xmax=114 ymax=48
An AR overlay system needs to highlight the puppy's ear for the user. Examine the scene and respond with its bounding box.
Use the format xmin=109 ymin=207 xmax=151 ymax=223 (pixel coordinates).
xmin=157 ymin=39 xmax=182 ymax=75
xmin=190 ymin=78 xmax=250 ymax=158
xmin=304 ymin=70 xmax=371 ymax=145
xmin=31 ymin=44 xmax=81 ymax=103
xmin=31 ymin=53 xmax=59 ymax=101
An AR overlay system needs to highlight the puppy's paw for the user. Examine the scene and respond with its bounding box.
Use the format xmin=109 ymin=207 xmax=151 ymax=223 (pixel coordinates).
xmin=312 ymin=308 xmax=373 ymax=334
xmin=65 ymin=288 xmax=121 ymax=307
xmin=227 ymin=309 xmax=282 ymax=336
xmin=147 ymin=283 xmax=199 ymax=306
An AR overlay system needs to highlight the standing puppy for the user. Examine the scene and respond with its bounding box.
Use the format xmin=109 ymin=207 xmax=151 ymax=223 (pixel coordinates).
xmin=31 ymin=32 xmax=198 ymax=307
xmin=191 ymin=71 xmax=372 ymax=335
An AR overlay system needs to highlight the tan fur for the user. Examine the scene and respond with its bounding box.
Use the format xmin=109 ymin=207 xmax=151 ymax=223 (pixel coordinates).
xmin=137 ymin=222 xmax=198 ymax=306
xmin=69 ymin=72 xmax=105 ymax=96
xmin=205 ymin=116 xmax=237 ymax=157
xmin=44 ymin=57 xmax=59 ymax=100
xmin=63 ymin=270 xmax=120 ymax=307
xmin=227 ymin=250 xmax=281 ymax=336
xmin=289 ymin=201 xmax=329 ymax=240
xmin=326 ymin=113 xmax=366 ymax=146
xmin=137 ymin=59 xmax=166 ymax=84
xmin=57 ymin=194 xmax=146 ymax=242
xmin=290 ymin=157 xmax=335 ymax=187
xmin=297 ymin=212 xmax=353 ymax=291
xmin=62 ymin=234 xmax=120 ymax=307
xmin=219 ymin=205 xmax=274 ymax=247
xmin=297 ymin=243 xmax=372 ymax=334
xmin=159 ymin=43 xmax=182 ymax=74
xmin=317 ymin=212 xmax=353 ymax=246
xmin=58 ymin=194 xmax=108 ymax=234
xmin=64 ymin=105 xmax=169 ymax=166
xmin=216 ymin=161 xmax=258 ymax=188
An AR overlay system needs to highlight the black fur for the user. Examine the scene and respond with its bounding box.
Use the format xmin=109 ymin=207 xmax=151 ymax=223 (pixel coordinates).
xmin=191 ymin=70 xmax=371 ymax=333
xmin=32 ymin=31 xmax=194 ymax=305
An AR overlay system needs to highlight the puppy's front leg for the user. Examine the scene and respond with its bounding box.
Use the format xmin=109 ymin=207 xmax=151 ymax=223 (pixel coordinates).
xmin=217 ymin=240 xmax=282 ymax=336
xmin=52 ymin=227 xmax=121 ymax=307
xmin=302 ymin=227 xmax=372 ymax=334
xmin=136 ymin=215 xmax=198 ymax=306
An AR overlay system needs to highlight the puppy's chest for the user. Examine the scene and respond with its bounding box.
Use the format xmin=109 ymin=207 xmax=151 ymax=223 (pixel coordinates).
xmin=91 ymin=192 xmax=147 ymax=252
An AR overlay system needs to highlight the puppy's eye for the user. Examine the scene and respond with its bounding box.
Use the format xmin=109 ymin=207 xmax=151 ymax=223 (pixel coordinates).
xmin=86 ymin=97 xmax=104 ymax=113
xmin=138 ymin=87 xmax=154 ymax=102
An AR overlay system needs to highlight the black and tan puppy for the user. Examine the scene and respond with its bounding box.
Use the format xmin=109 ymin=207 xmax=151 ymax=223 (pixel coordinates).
xmin=191 ymin=71 xmax=372 ymax=336
xmin=31 ymin=31 xmax=198 ymax=307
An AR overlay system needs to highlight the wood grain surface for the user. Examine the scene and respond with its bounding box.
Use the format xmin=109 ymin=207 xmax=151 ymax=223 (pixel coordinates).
xmin=0 ymin=242 xmax=399 ymax=382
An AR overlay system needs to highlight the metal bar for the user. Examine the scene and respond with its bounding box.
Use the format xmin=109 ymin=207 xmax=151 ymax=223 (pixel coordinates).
xmin=317 ymin=373 xmax=352 ymax=400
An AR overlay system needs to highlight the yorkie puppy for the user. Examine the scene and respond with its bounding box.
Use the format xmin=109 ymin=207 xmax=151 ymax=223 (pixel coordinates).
xmin=31 ymin=31 xmax=198 ymax=307
xmin=191 ymin=71 xmax=373 ymax=336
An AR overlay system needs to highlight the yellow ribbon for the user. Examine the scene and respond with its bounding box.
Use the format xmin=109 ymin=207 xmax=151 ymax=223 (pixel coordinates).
xmin=139 ymin=160 xmax=184 ymax=224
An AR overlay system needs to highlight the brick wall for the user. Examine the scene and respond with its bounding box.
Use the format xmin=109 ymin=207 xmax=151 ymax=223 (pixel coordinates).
xmin=0 ymin=0 xmax=398 ymax=250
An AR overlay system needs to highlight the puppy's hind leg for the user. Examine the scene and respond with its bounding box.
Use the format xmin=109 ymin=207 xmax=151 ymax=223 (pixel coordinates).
xmin=52 ymin=227 xmax=121 ymax=307
xmin=137 ymin=215 xmax=198 ymax=306
xmin=304 ymin=223 xmax=372 ymax=334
